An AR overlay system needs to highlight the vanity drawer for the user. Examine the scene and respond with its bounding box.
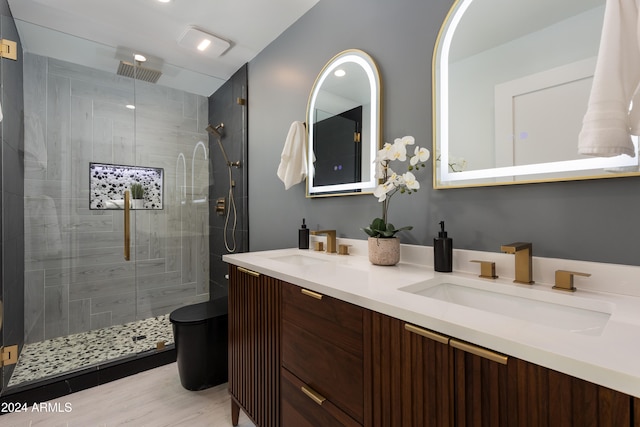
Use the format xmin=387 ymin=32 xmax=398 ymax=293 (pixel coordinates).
xmin=281 ymin=281 xmax=366 ymax=424
xmin=281 ymin=367 xmax=360 ymax=427
xmin=282 ymin=319 xmax=364 ymax=423
xmin=281 ymin=281 xmax=363 ymax=356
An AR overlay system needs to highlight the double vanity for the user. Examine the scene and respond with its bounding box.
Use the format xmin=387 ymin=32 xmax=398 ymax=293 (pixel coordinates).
xmin=224 ymin=237 xmax=640 ymax=426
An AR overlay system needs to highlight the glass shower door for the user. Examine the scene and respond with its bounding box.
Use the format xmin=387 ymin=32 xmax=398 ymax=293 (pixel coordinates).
xmin=0 ymin=11 xmax=23 ymax=393
xmin=16 ymin=50 xmax=141 ymax=386
xmin=4 ymin=26 xmax=211 ymax=390
xmin=127 ymin=62 xmax=211 ymax=352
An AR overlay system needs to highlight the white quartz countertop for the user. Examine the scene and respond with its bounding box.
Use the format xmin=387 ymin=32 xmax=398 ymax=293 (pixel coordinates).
xmin=223 ymin=245 xmax=640 ymax=398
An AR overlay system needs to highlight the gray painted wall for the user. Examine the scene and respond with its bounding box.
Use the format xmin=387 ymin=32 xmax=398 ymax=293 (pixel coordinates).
xmin=248 ymin=0 xmax=640 ymax=266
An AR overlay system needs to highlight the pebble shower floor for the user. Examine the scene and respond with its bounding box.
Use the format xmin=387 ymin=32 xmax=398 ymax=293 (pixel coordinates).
xmin=7 ymin=314 xmax=173 ymax=387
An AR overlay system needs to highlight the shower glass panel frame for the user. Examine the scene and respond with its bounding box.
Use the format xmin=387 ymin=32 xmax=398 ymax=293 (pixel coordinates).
xmin=3 ymin=27 xmax=211 ymax=391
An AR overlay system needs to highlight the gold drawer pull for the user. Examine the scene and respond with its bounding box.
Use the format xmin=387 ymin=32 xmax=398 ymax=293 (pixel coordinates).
xmin=301 ymin=385 xmax=326 ymax=405
xmin=450 ymin=339 xmax=508 ymax=365
xmin=237 ymin=266 xmax=260 ymax=277
xmin=404 ymin=323 xmax=449 ymax=345
xmin=301 ymin=288 xmax=323 ymax=300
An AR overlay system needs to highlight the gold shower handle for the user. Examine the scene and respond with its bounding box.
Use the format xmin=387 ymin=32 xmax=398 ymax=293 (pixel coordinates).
xmin=124 ymin=191 xmax=130 ymax=261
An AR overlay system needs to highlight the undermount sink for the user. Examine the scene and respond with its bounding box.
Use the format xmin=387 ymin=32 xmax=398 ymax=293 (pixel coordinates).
xmin=400 ymin=276 xmax=612 ymax=336
xmin=268 ymin=254 xmax=329 ymax=267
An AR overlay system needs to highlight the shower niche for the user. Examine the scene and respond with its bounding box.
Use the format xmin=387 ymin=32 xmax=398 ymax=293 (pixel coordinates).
xmin=89 ymin=162 xmax=164 ymax=210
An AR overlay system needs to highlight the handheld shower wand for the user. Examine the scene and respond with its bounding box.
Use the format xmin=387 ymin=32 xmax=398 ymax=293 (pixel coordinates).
xmin=206 ymin=123 xmax=239 ymax=253
xmin=205 ymin=123 xmax=224 ymax=137
xmin=206 ymin=123 xmax=240 ymax=168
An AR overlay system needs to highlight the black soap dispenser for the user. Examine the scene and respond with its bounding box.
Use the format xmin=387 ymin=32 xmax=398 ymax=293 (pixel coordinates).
xmin=299 ymin=218 xmax=309 ymax=250
xmin=434 ymin=221 xmax=453 ymax=272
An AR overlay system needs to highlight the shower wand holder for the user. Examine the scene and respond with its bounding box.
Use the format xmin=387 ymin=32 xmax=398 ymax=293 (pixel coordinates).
xmin=227 ymin=160 xmax=242 ymax=168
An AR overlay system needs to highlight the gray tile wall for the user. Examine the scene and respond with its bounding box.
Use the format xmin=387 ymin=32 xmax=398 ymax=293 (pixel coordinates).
xmin=23 ymin=54 xmax=209 ymax=344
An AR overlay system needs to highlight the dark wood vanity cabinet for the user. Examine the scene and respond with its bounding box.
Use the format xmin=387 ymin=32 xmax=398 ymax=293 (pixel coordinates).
xmin=280 ymin=281 xmax=372 ymax=426
xmin=228 ymin=265 xmax=281 ymax=427
xmin=227 ymin=267 xmax=636 ymax=427
xmin=370 ymin=312 xmax=452 ymax=426
xmin=371 ymin=311 xmax=632 ymax=427
xmin=507 ymin=358 xmax=631 ymax=427
xmin=450 ymin=340 xmax=512 ymax=426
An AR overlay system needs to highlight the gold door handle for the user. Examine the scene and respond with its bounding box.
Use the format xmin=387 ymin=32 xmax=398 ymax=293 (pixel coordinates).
xmin=301 ymin=288 xmax=323 ymax=300
xmin=237 ymin=266 xmax=260 ymax=277
xmin=404 ymin=323 xmax=449 ymax=345
xmin=450 ymin=339 xmax=508 ymax=365
xmin=124 ymin=190 xmax=130 ymax=261
xmin=301 ymin=385 xmax=326 ymax=405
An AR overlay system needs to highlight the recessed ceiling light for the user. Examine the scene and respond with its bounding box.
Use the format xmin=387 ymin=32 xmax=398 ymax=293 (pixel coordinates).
xmin=126 ymin=104 xmax=136 ymax=110
xmin=157 ymin=0 xmax=171 ymax=3
xmin=134 ymin=54 xmax=147 ymax=62
xmin=177 ymin=27 xmax=231 ymax=57
xmin=197 ymin=39 xmax=211 ymax=52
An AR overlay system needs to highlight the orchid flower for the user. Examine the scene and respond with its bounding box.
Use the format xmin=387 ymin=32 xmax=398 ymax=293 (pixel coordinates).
xmin=363 ymin=136 xmax=431 ymax=239
xmin=410 ymin=146 xmax=430 ymax=166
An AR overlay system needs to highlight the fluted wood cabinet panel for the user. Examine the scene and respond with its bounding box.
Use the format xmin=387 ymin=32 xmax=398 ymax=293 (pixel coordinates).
xmin=370 ymin=313 xmax=451 ymax=427
xmin=228 ymin=265 xmax=281 ymax=427
xmin=635 ymin=398 xmax=640 ymax=427
xmin=508 ymin=358 xmax=631 ymax=427
xmin=452 ymin=345 xmax=511 ymax=427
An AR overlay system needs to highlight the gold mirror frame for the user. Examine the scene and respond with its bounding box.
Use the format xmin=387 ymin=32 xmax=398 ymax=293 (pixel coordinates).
xmin=306 ymin=49 xmax=382 ymax=197
xmin=432 ymin=0 xmax=640 ymax=189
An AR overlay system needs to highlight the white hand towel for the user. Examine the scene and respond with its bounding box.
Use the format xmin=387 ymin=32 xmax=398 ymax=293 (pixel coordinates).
xmin=578 ymin=0 xmax=640 ymax=157
xmin=277 ymin=121 xmax=308 ymax=190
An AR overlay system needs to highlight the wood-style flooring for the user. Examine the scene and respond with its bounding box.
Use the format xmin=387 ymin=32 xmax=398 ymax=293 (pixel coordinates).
xmin=0 ymin=363 xmax=255 ymax=427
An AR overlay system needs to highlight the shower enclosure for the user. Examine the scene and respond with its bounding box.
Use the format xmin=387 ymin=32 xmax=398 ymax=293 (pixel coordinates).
xmin=1 ymin=16 xmax=220 ymax=394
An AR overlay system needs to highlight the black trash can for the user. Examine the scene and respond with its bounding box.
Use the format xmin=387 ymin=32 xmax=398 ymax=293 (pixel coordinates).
xmin=169 ymin=297 xmax=228 ymax=391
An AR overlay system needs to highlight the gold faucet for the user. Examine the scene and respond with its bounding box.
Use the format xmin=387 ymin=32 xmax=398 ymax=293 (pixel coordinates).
xmin=553 ymin=270 xmax=590 ymax=292
xmin=500 ymin=242 xmax=534 ymax=284
xmin=310 ymin=230 xmax=337 ymax=253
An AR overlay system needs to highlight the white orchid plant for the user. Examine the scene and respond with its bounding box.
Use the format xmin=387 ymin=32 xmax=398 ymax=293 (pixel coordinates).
xmin=362 ymin=136 xmax=430 ymax=238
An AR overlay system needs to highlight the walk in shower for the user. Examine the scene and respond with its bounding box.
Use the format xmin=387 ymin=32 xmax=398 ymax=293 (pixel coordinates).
xmin=14 ymin=51 xmax=211 ymax=387
xmin=0 ymin=13 xmax=247 ymax=394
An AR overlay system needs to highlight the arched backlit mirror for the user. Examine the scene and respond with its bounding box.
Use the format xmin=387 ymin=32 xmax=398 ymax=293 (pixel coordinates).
xmin=307 ymin=49 xmax=381 ymax=197
xmin=433 ymin=0 xmax=640 ymax=188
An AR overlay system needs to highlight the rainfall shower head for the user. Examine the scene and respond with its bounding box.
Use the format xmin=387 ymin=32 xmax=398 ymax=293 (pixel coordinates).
xmin=116 ymin=60 xmax=162 ymax=83
xmin=206 ymin=123 xmax=225 ymax=138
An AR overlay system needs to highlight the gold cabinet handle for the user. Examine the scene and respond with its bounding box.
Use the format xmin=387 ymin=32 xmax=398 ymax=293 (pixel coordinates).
xmin=301 ymin=385 xmax=326 ymax=405
xmin=301 ymin=288 xmax=323 ymax=300
xmin=404 ymin=323 xmax=449 ymax=345
xmin=450 ymin=339 xmax=508 ymax=365
xmin=124 ymin=190 xmax=130 ymax=261
xmin=237 ymin=266 xmax=260 ymax=277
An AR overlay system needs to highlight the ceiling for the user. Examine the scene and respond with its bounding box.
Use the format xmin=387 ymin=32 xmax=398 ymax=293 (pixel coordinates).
xmin=7 ymin=0 xmax=320 ymax=96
